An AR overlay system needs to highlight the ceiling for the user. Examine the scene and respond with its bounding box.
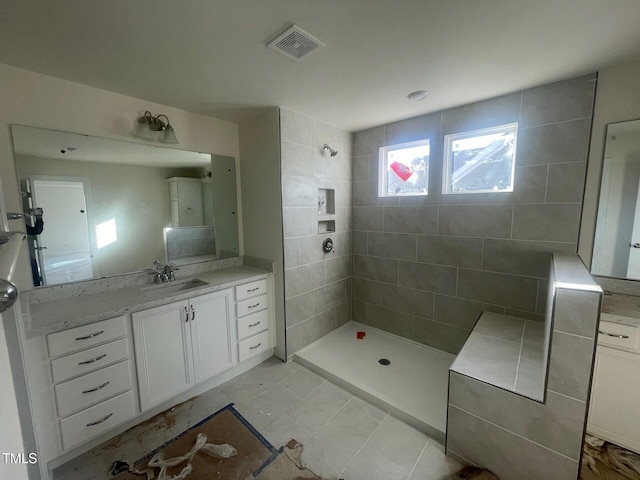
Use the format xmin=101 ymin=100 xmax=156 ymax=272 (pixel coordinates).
xmin=1 ymin=1 xmax=640 ymax=132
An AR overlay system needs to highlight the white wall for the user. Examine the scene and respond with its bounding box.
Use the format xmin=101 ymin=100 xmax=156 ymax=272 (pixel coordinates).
xmin=0 ymin=62 xmax=240 ymax=479
xmin=580 ymin=59 xmax=640 ymax=266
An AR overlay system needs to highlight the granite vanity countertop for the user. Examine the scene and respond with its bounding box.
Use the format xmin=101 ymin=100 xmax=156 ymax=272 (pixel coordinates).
xmin=24 ymin=265 xmax=272 ymax=336
xmin=601 ymin=293 xmax=640 ymax=327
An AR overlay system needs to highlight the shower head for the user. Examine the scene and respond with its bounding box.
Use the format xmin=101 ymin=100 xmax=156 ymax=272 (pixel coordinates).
xmin=323 ymin=144 xmax=338 ymax=157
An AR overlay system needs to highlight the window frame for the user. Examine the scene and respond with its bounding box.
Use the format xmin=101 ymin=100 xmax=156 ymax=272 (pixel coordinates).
xmin=442 ymin=122 xmax=518 ymax=195
xmin=377 ymin=138 xmax=430 ymax=198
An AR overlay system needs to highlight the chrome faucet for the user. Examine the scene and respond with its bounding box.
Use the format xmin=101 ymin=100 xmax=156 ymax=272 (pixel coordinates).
xmin=150 ymin=261 xmax=179 ymax=283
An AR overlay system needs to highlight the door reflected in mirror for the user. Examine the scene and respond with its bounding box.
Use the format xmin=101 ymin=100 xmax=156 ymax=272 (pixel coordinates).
xmin=592 ymin=118 xmax=640 ymax=280
xmin=11 ymin=125 xmax=239 ymax=288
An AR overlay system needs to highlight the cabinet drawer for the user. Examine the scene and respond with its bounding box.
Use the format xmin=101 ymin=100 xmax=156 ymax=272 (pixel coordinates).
xmin=47 ymin=317 xmax=126 ymax=358
xmin=598 ymin=321 xmax=639 ymax=352
xmin=51 ymin=338 xmax=129 ymax=384
xmin=237 ymin=294 xmax=268 ymax=318
xmin=235 ymin=279 xmax=268 ymax=302
xmin=60 ymin=390 xmax=136 ymax=451
xmin=237 ymin=309 xmax=269 ymax=341
xmin=55 ymin=360 xmax=133 ymax=417
xmin=238 ymin=330 xmax=271 ymax=362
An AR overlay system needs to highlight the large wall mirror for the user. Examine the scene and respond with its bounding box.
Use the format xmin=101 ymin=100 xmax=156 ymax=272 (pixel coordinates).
xmin=592 ymin=118 xmax=640 ymax=280
xmin=11 ymin=125 xmax=239 ymax=288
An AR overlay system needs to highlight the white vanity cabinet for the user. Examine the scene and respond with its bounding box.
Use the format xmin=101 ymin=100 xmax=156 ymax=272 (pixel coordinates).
xmin=132 ymin=288 xmax=235 ymax=411
xmin=587 ymin=320 xmax=640 ymax=454
xmin=45 ymin=316 xmax=137 ymax=451
xmin=235 ymin=278 xmax=274 ymax=361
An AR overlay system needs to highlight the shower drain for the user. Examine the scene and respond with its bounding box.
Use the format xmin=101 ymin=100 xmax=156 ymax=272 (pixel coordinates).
xmin=378 ymin=358 xmax=391 ymax=366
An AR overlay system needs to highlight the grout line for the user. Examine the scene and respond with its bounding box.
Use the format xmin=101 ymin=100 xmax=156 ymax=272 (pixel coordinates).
xmin=544 ymin=164 xmax=550 ymax=202
xmin=513 ymin=321 xmax=527 ymax=390
xmin=407 ymin=437 xmax=432 ymax=479
xmin=338 ymin=411 xmax=390 ymax=478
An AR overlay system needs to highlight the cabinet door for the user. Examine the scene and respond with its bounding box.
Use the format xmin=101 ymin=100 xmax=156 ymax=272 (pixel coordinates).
xmin=190 ymin=289 xmax=235 ymax=383
xmin=132 ymin=301 xmax=193 ymax=411
xmin=588 ymin=346 xmax=640 ymax=454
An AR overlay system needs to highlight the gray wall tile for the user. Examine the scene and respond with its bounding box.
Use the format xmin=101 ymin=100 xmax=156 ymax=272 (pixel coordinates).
xmin=546 ymin=162 xmax=587 ymax=203
xmin=353 ymin=154 xmax=377 ymax=182
xmin=517 ymin=119 xmax=592 ymax=166
xmin=280 ymin=109 xmax=312 ymax=146
xmin=283 ymin=238 xmax=300 ymax=269
xmin=353 ymin=206 xmax=383 ymax=231
xmin=438 ymin=204 xmax=513 ymax=238
xmin=352 ymin=231 xmax=367 ymax=254
xmin=383 ymin=206 xmax=438 ymax=234
xmin=398 ymin=261 xmax=457 ymax=295
xmin=313 ymin=280 xmax=348 ymax=314
xmin=385 ymin=112 xmax=442 ymax=145
xmin=520 ymin=74 xmax=596 ymax=127
xmin=457 ymin=269 xmax=538 ymax=311
xmin=483 ymin=239 xmax=575 ymax=278
xmin=442 ymin=92 xmax=522 ymax=135
xmin=299 ymin=235 xmax=325 ymax=265
xmin=353 ymin=126 xmax=384 ymax=156
xmin=326 ymin=254 xmax=352 ymax=283
xmin=354 ymin=255 xmax=398 ymax=284
xmin=413 ymin=318 xmax=469 ymax=354
xmin=449 ymin=372 xmax=586 ymax=461
xmin=354 ymin=180 xmax=398 ymax=206
xmin=553 ymin=288 xmax=600 ymax=338
xmin=282 ymin=175 xmax=317 ymax=207
xmin=285 ymin=262 xmax=325 ymax=298
xmin=283 ymin=207 xmax=316 ymax=238
xmin=352 ymin=277 xmax=383 ymax=305
xmin=433 ymin=295 xmax=504 ymax=330
xmin=364 ymin=303 xmax=414 ymax=338
xmin=512 ymin=204 xmax=582 ymax=242
xmin=547 ymin=330 xmax=594 ymax=400
xmin=381 ymin=284 xmax=434 ymax=318
xmin=285 ymin=292 xmax=314 ymax=327
xmin=336 ymin=300 xmax=351 ymax=327
xmin=447 ymin=406 xmax=579 ymax=480
xmin=417 ymin=235 xmax=483 ymax=268
xmin=301 ymin=308 xmax=336 ymax=347
xmin=368 ymin=232 xmax=417 ymax=261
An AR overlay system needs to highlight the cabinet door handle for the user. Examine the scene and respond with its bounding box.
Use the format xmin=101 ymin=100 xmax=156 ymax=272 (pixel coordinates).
xmin=247 ymin=287 xmax=259 ymax=293
xmin=599 ymin=330 xmax=630 ymax=339
xmin=86 ymin=412 xmax=113 ymax=427
xmin=190 ymin=305 xmax=195 ymax=321
xmin=184 ymin=306 xmax=189 ymax=322
xmin=75 ymin=330 xmax=104 ymax=341
xmin=82 ymin=381 xmax=110 ymax=394
xmin=248 ymin=303 xmax=260 ymax=309
xmin=78 ymin=353 xmax=107 ymax=365
xmin=248 ymin=321 xmax=261 ymax=328
xmin=249 ymin=342 xmax=262 ymax=350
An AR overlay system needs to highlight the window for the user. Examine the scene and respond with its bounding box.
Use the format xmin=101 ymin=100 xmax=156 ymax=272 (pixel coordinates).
xmin=378 ymin=139 xmax=430 ymax=197
xmin=443 ymin=123 xmax=518 ymax=194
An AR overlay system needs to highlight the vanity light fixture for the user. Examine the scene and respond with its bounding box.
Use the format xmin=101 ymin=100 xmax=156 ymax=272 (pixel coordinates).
xmin=133 ymin=111 xmax=179 ymax=144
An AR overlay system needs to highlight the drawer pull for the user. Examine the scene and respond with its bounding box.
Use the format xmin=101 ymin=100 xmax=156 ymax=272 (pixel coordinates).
xmin=190 ymin=305 xmax=195 ymax=321
xmin=82 ymin=381 xmax=110 ymax=394
xmin=78 ymin=353 xmax=107 ymax=365
xmin=248 ymin=303 xmax=260 ymax=309
xmin=86 ymin=412 xmax=113 ymax=427
xmin=599 ymin=330 xmax=630 ymax=339
xmin=249 ymin=342 xmax=262 ymax=350
xmin=247 ymin=287 xmax=260 ymax=293
xmin=249 ymin=321 xmax=261 ymax=328
xmin=75 ymin=330 xmax=104 ymax=341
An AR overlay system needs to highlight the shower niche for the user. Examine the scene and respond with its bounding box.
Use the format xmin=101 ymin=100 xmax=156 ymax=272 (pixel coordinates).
xmin=317 ymin=188 xmax=335 ymax=216
xmin=317 ymin=188 xmax=335 ymax=234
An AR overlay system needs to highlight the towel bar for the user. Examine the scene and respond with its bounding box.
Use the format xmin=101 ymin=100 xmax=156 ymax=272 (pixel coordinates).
xmin=0 ymin=231 xmax=26 ymax=313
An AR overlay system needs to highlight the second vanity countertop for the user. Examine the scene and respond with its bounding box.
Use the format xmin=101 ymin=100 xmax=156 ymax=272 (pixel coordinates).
xmin=24 ymin=266 xmax=272 ymax=337
xmin=601 ymin=293 xmax=640 ymax=327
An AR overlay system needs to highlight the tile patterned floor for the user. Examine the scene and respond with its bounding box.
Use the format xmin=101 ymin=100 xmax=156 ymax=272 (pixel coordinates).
xmin=54 ymin=357 xmax=463 ymax=480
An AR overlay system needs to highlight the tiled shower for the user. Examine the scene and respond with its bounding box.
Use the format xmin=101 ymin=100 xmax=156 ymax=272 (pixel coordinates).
xmin=282 ymin=73 xmax=596 ymax=358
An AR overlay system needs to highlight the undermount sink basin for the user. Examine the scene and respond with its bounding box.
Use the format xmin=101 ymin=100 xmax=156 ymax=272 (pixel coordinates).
xmin=140 ymin=278 xmax=209 ymax=297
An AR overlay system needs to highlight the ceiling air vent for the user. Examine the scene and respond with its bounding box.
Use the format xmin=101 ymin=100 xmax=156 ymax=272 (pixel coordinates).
xmin=266 ymin=24 xmax=325 ymax=62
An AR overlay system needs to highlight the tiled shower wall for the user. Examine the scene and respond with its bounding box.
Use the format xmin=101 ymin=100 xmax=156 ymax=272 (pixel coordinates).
xmin=280 ymin=109 xmax=353 ymax=357
xmin=351 ymin=74 xmax=596 ymax=354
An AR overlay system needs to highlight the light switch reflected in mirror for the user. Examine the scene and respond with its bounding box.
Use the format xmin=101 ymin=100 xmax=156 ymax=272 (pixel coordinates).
xmin=592 ymin=118 xmax=640 ymax=280
xmin=10 ymin=125 xmax=239 ymax=288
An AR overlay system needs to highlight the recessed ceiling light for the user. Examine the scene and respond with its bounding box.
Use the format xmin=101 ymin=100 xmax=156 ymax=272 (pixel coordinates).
xmin=407 ymin=90 xmax=429 ymax=101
